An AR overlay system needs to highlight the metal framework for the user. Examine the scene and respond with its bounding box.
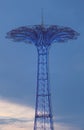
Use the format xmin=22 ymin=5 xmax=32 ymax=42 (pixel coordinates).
xmin=6 ymin=24 xmax=79 ymax=130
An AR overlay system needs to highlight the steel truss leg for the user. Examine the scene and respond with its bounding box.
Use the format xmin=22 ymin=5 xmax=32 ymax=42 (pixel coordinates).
xmin=34 ymin=46 xmax=54 ymax=130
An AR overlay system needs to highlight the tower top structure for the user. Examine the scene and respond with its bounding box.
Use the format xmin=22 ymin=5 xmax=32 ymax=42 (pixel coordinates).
xmin=6 ymin=24 xmax=79 ymax=47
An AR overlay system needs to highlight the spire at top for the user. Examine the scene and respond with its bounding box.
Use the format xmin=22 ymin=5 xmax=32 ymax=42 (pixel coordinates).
xmin=41 ymin=8 xmax=44 ymax=26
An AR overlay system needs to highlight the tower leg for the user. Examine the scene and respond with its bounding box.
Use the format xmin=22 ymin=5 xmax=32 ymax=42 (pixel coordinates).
xmin=34 ymin=46 xmax=54 ymax=130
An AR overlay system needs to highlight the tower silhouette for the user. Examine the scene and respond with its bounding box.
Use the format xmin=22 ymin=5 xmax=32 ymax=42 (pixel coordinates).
xmin=6 ymin=23 xmax=79 ymax=130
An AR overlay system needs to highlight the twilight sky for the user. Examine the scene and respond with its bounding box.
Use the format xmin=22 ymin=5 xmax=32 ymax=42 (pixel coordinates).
xmin=0 ymin=0 xmax=84 ymax=130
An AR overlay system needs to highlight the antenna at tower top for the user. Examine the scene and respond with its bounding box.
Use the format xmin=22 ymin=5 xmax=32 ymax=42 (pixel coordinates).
xmin=41 ymin=8 xmax=44 ymax=26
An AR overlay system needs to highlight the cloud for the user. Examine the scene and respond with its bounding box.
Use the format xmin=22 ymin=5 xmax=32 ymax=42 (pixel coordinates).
xmin=0 ymin=118 xmax=30 ymax=125
xmin=0 ymin=99 xmax=81 ymax=130
xmin=0 ymin=99 xmax=34 ymax=119
xmin=0 ymin=99 xmax=34 ymax=130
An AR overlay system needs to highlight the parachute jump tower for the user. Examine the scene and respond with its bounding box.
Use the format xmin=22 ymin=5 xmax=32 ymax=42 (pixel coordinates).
xmin=6 ymin=19 xmax=79 ymax=130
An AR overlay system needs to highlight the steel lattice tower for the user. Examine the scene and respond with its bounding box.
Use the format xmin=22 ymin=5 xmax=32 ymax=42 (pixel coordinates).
xmin=6 ymin=23 xmax=79 ymax=130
